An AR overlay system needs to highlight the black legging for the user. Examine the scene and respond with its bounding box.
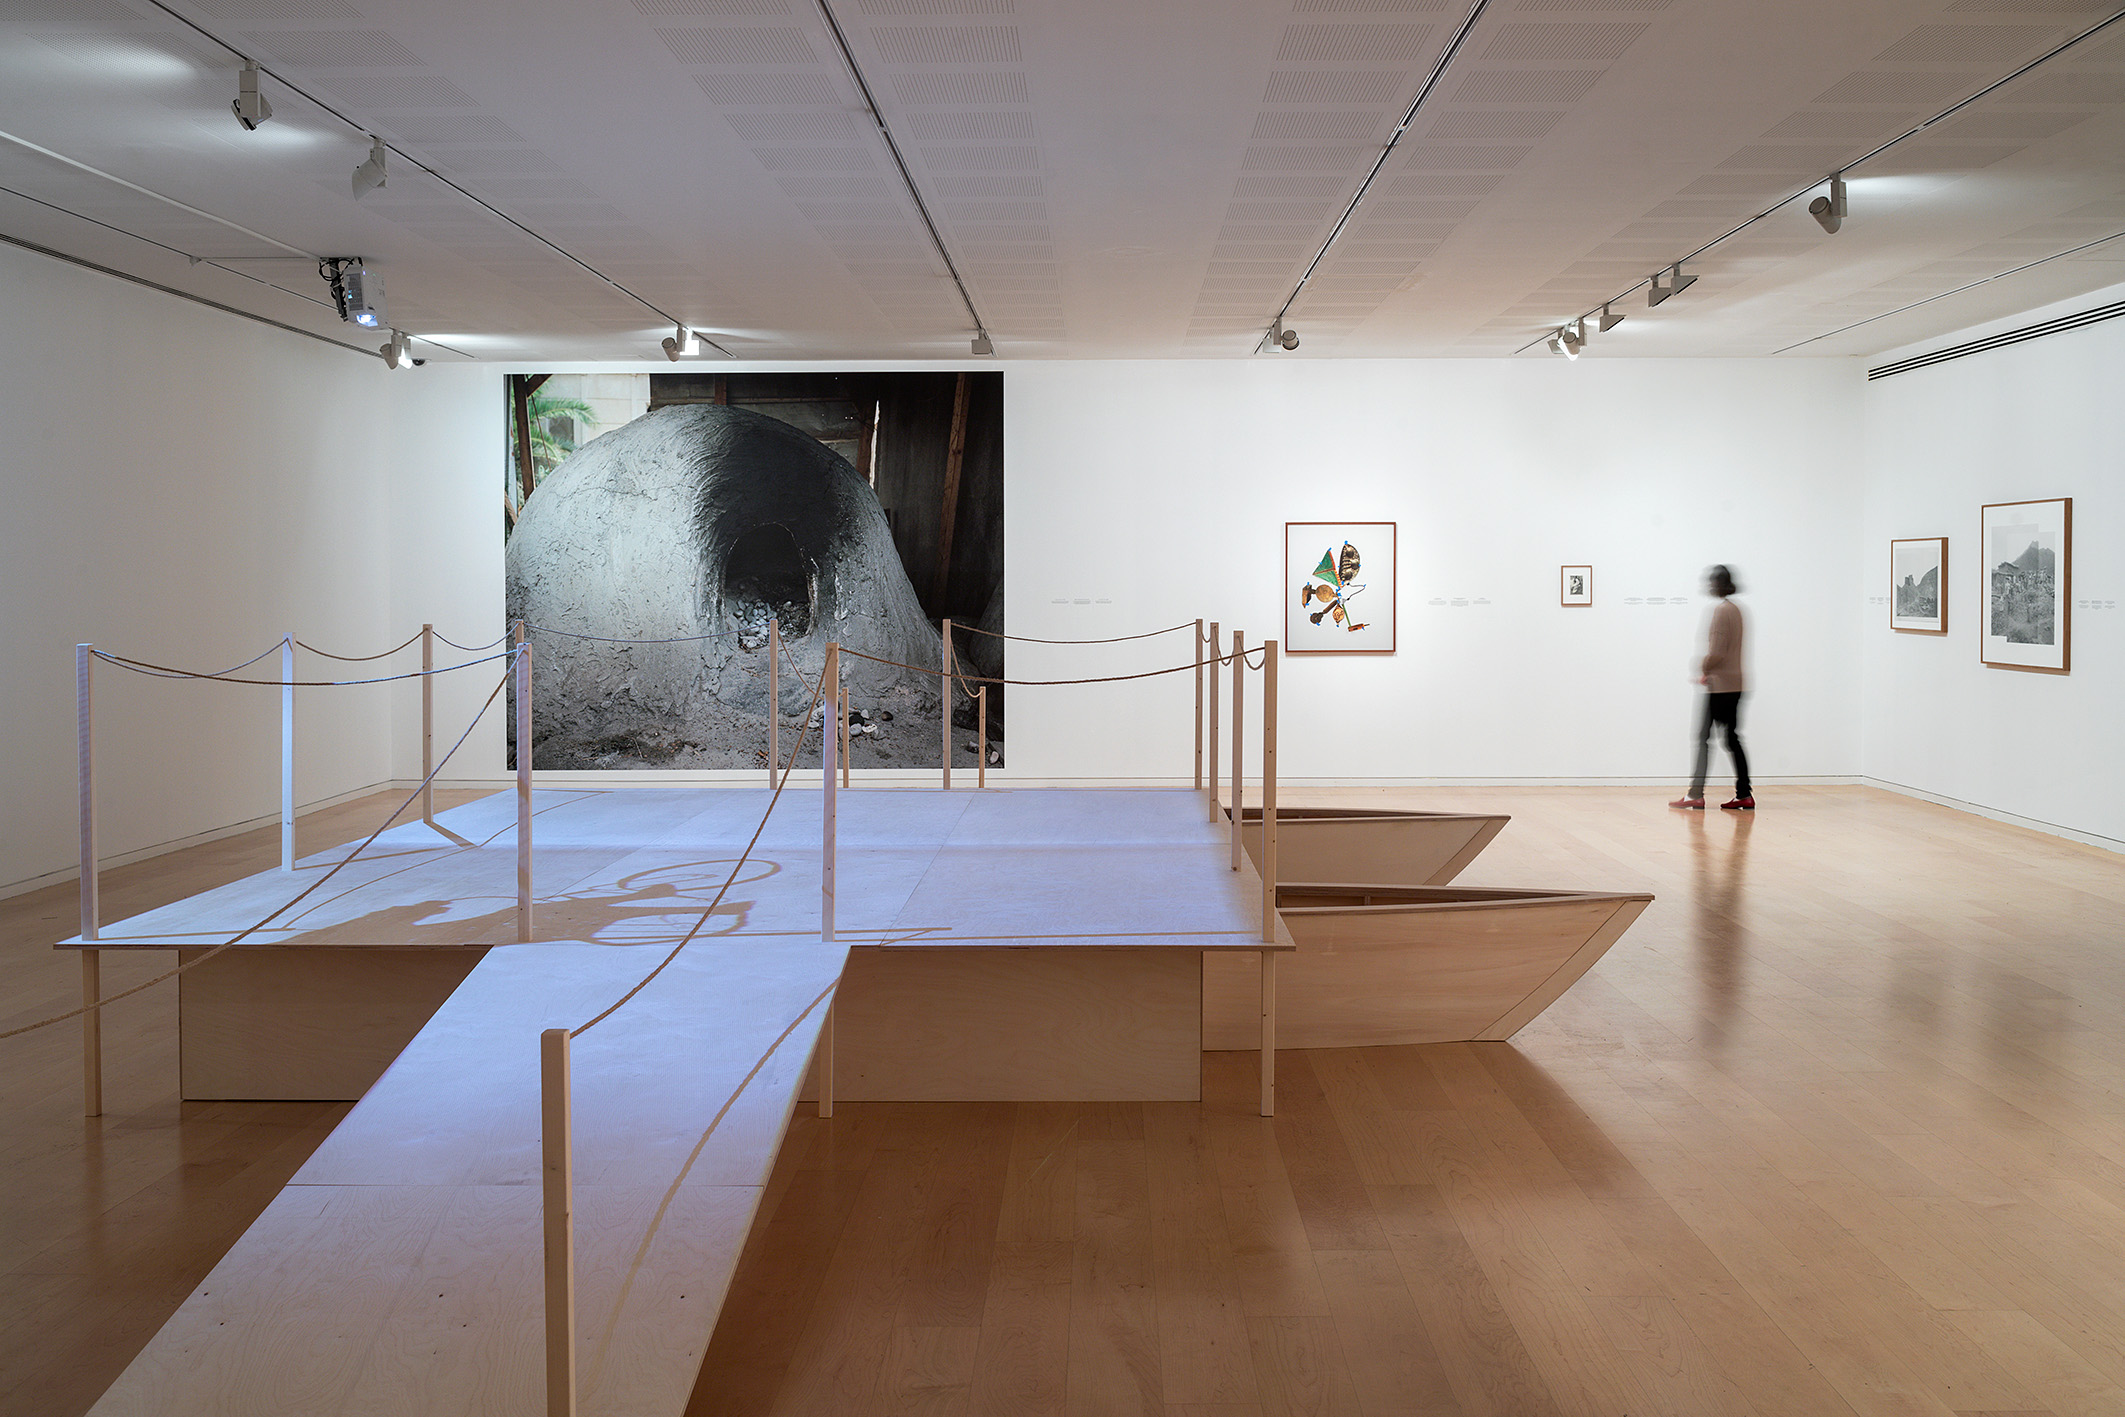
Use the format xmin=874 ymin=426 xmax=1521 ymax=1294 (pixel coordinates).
xmin=1689 ymin=691 xmax=1751 ymax=799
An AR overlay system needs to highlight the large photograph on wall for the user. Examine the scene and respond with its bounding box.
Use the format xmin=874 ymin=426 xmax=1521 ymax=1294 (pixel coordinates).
xmin=1980 ymin=497 xmax=2070 ymax=674
xmin=503 ymin=372 xmax=1004 ymax=769
xmin=1286 ymin=522 xmax=1395 ymax=655
xmin=1889 ymin=537 xmax=1946 ymax=634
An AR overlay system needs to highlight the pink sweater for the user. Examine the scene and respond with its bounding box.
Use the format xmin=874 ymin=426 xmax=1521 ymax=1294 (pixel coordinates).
xmin=1702 ymin=599 xmax=1745 ymax=694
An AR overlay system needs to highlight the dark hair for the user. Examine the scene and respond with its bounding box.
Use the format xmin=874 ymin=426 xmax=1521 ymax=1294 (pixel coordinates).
xmin=1707 ymin=564 xmax=1737 ymax=596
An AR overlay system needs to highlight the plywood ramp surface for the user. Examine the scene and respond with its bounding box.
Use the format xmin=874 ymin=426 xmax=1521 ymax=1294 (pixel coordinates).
xmin=1237 ymin=807 xmax=1510 ymax=886
xmin=87 ymin=939 xmax=847 ymax=1417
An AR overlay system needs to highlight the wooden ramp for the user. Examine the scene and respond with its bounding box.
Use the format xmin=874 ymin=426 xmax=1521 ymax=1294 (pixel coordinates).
xmin=1233 ymin=805 xmax=1510 ymax=886
xmin=86 ymin=939 xmax=846 ymax=1417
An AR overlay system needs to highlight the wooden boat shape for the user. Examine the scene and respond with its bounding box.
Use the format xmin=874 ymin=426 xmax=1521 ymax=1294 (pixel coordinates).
xmin=1205 ymin=882 xmax=1652 ymax=1049
xmin=1232 ymin=805 xmax=1510 ymax=886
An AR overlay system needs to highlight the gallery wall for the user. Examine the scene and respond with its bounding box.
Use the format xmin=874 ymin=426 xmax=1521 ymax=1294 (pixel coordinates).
xmin=0 ymin=241 xmax=402 ymax=896
xmin=1860 ymin=279 xmax=2125 ymax=849
xmin=390 ymin=355 xmax=1866 ymax=789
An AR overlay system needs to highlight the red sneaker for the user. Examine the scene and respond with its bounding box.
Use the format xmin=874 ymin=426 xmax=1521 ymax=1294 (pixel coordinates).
xmin=1668 ymin=796 xmax=1705 ymax=809
xmin=1720 ymin=797 xmax=1755 ymax=810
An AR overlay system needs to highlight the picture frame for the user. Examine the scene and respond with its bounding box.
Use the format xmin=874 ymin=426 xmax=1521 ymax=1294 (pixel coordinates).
xmin=1560 ymin=565 xmax=1593 ymax=607
xmin=1980 ymin=497 xmax=2070 ymax=673
xmin=1889 ymin=537 xmax=1947 ymax=634
xmin=1285 ymin=522 xmax=1395 ymax=655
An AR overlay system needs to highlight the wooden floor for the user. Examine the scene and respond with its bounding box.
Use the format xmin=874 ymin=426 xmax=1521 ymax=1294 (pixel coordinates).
xmin=9 ymin=785 xmax=2125 ymax=1417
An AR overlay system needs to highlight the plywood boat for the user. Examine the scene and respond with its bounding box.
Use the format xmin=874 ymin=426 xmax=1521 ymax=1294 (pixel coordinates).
xmin=1233 ymin=806 xmax=1511 ymax=886
xmin=1204 ymin=882 xmax=1652 ymax=1049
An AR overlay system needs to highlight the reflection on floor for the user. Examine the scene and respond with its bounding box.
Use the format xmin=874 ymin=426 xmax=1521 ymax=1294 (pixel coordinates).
xmin=8 ymin=786 xmax=2125 ymax=1417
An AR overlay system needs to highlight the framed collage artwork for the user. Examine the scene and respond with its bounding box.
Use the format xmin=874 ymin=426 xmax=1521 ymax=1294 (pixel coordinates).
xmin=1286 ymin=522 xmax=1395 ymax=654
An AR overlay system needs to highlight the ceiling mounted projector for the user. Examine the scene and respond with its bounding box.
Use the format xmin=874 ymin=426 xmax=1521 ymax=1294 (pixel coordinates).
xmin=319 ymin=258 xmax=385 ymax=329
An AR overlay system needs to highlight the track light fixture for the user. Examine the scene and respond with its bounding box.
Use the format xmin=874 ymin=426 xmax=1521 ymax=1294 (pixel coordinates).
xmin=351 ymin=137 xmax=387 ymax=200
xmin=231 ymin=62 xmax=272 ymax=131
xmin=1647 ymin=262 xmax=1697 ymax=307
xmin=1596 ymin=302 xmax=1624 ymax=332
xmin=379 ymin=331 xmax=414 ymax=369
xmin=660 ymin=324 xmax=701 ymax=360
xmin=1546 ymin=321 xmax=1583 ymax=359
xmin=1809 ymin=172 xmax=1847 ymax=234
xmin=1268 ymin=318 xmax=1299 ymax=351
xmin=971 ymin=330 xmax=994 ymax=356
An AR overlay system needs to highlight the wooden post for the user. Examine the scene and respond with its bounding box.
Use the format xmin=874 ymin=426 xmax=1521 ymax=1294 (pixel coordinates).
xmin=841 ymin=685 xmax=851 ymax=789
xmin=817 ymin=1003 xmax=834 ymax=1119
xmin=281 ymin=634 xmax=295 ymax=871
xmin=1259 ymin=951 xmax=1277 ymax=1117
xmin=1262 ymin=640 xmax=1278 ymax=942
xmin=540 ymin=1027 xmax=577 ymax=1417
xmin=941 ymin=618 xmax=953 ymax=790
xmin=933 ymin=371 xmax=970 ymax=602
xmin=1206 ymin=621 xmax=1220 ymax=823
xmin=510 ymin=373 xmax=551 ymax=508
xmin=77 ymin=644 xmax=100 ymax=1117
xmin=1230 ymin=631 xmax=1244 ymax=872
xmin=767 ymin=618 xmax=780 ymax=789
xmin=1193 ymin=618 xmax=1205 ymax=791
xmin=977 ymin=686 xmax=987 ymax=789
xmin=823 ymin=643 xmax=838 ymax=944
xmin=516 ymin=637 xmax=534 ymax=944
xmin=420 ymin=624 xmax=436 ymax=827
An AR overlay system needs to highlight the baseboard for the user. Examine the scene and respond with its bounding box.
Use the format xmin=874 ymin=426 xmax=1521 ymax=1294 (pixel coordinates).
xmin=1861 ymin=777 xmax=2125 ymax=856
xmin=0 ymin=779 xmax=400 ymax=902
xmin=417 ymin=772 xmax=1864 ymax=791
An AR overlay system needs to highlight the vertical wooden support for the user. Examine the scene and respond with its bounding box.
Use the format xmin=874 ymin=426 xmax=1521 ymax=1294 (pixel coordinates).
xmin=420 ymin=624 xmax=436 ymax=827
xmin=77 ymin=646 xmax=98 ymax=943
xmin=977 ymin=687 xmax=988 ymax=789
xmin=1262 ymin=640 xmax=1278 ymax=941
xmin=540 ymin=1028 xmax=577 ymax=1417
xmin=77 ymin=644 xmax=101 ymax=1117
xmin=841 ymin=686 xmax=851 ymax=788
xmin=940 ymin=618 xmax=953 ymax=790
xmin=768 ymin=618 xmax=780 ymax=789
xmin=516 ymin=639 xmax=534 ymax=944
xmin=1259 ymin=951 xmax=1277 ymax=1117
xmin=933 ymin=371 xmax=970 ymax=602
xmin=1230 ymin=631 xmax=1244 ymax=872
xmin=1206 ymin=621 xmax=1220 ymax=823
xmin=1193 ymin=618 xmax=1205 ymax=791
xmin=817 ymin=1003 xmax=835 ymax=1119
xmin=281 ymin=634 xmax=295 ymax=872
xmin=822 ymin=644 xmax=839 ymax=944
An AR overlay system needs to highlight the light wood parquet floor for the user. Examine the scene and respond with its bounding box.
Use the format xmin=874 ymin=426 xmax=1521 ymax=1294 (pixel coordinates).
xmin=6 ymin=785 xmax=2125 ymax=1417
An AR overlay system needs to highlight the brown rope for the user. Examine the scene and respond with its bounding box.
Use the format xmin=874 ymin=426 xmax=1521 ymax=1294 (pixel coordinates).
xmin=839 ymin=643 xmax=1261 ymax=688
xmin=1 ymin=665 xmax=517 ymax=1043
xmin=571 ymin=663 xmax=829 ymax=1035
xmin=957 ymin=619 xmax=1194 ymax=646
xmin=294 ymin=630 xmax=426 ymax=662
xmin=91 ymin=647 xmax=514 ymax=687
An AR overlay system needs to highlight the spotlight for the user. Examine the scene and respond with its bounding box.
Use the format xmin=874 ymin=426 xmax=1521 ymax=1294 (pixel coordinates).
xmin=1809 ymin=172 xmax=1847 ymax=234
xmin=379 ymin=331 xmax=413 ymax=369
xmin=1596 ymin=302 xmax=1624 ymax=332
xmin=351 ymin=137 xmax=387 ymax=199
xmin=1269 ymin=319 xmax=1299 ymax=351
xmin=659 ymin=324 xmax=700 ymax=360
xmin=1647 ymin=262 xmax=1696 ymax=307
xmin=971 ymin=330 xmax=994 ymax=356
xmin=231 ymin=61 xmax=272 ymax=131
xmin=1546 ymin=325 xmax=1580 ymax=360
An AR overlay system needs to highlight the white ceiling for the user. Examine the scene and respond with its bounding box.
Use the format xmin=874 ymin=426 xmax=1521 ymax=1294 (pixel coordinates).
xmin=1 ymin=0 xmax=2121 ymax=361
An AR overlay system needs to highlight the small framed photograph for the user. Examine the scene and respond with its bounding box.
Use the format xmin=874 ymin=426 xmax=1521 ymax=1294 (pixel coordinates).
xmin=1889 ymin=538 xmax=1946 ymax=634
xmin=1286 ymin=522 xmax=1395 ymax=654
xmin=1560 ymin=565 xmax=1593 ymax=607
xmin=1981 ymin=498 xmax=2070 ymax=673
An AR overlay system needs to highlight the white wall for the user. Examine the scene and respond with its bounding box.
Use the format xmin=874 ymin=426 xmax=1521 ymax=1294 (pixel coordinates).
xmin=1860 ymin=280 xmax=2125 ymax=848
xmin=0 ymin=241 xmax=401 ymax=894
xmin=1003 ymin=358 xmax=1865 ymax=784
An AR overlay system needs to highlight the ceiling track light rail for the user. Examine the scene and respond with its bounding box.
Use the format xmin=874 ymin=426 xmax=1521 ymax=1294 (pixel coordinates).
xmin=1257 ymin=0 xmax=1496 ymax=353
xmin=813 ymin=0 xmax=993 ymax=357
xmin=1515 ymin=5 xmax=2125 ymax=355
xmin=137 ymin=0 xmax=732 ymax=361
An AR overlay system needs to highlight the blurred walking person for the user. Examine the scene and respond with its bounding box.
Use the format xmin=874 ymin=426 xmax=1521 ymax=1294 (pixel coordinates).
xmin=1670 ymin=564 xmax=1753 ymax=811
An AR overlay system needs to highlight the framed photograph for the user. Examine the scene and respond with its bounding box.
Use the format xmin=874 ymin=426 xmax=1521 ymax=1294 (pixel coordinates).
xmin=1286 ymin=522 xmax=1395 ymax=654
xmin=1889 ymin=537 xmax=1946 ymax=634
xmin=1981 ymin=497 xmax=2070 ymax=673
xmin=1560 ymin=565 xmax=1593 ymax=607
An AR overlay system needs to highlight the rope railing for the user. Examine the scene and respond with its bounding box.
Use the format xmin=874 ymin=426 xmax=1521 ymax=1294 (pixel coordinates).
xmin=4 ymin=657 xmax=518 ymax=1044
xmin=956 ymin=619 xmax=1195 ymax=646
xmin=840 ymin=642 xmax=1262 ymax=688
xmin=90 ymin=647 xmax=514 ymax=687
xmin=524 ymin=622 xmax=745 ymax=646
xmin=295 ymin=630 xmax=426 ymax=662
